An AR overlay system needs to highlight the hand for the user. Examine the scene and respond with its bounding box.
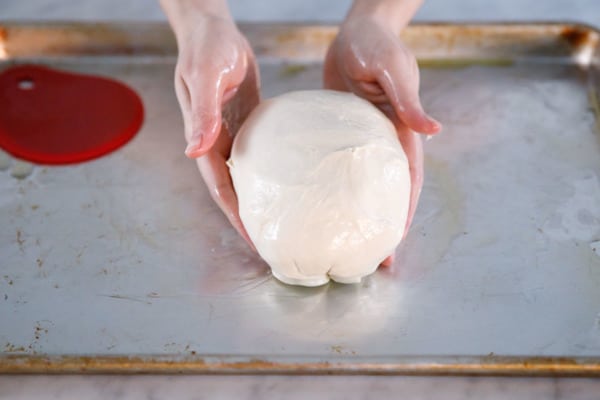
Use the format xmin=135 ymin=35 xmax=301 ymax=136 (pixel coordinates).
xmin=378 ymin=104 xmax=424 ymax=267
xmin=324 ymin=16 xmax=440 ymax=135
xmin=170 ymin=12 xmax=260 ymax=248
xmin=324 ymin=14 xmax=441 ymax=266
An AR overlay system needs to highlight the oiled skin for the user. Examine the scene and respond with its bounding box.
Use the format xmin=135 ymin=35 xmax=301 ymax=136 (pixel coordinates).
xmin=160 ymin=0 xmax=442 ymax=265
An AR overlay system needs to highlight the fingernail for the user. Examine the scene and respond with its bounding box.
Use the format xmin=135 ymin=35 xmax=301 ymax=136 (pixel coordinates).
xmin=185 ymin=143 xmax=204 ymax=158
xmin=184 ymin=134 xmax=203 ymax=157
xmin=427 ymin=116 xmax=442 ymax=132
xmin=185 ymin=143 xmax=197 ymax=157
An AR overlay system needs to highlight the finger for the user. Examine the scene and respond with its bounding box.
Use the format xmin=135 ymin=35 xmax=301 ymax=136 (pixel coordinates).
xmin=197 ymin=151 xmax=256 ymax=252
xmin=221 ymin=51 xmax=261 ymax=137
xmin=356 ymin=81 xmax=385 ymax=97
xmin=184 ymin=58 xmax=248 ymax=159
xmin=381 ymin=254 xmax=394 ymax=267
xmin=342 ymin=77 xmax=389 ymax=104
xmin=380 ymin=104 xmax=424 ymax=238
xmin=183 ymin=71 xmax=230 ymax=159
xmin=397 ymin=126 xmax=424 ymax=238
xmin=323 ymin=44 xmax=347 ymax=91
xmin=377 ymin=58 xmax=441 ymax=135
xmin=174 ymin=75 xmax=194 ymax=145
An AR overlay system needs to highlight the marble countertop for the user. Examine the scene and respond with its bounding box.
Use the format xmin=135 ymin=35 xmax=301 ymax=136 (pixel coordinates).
xmin=1 ymin=375 xmax=600 ymax=400
xmin=1 ymin=0 xmax=600 ymax=398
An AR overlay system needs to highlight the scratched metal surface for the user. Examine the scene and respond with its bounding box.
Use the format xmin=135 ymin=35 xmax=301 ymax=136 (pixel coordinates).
xmin=1 ymin=23 xmax=600 ymax=373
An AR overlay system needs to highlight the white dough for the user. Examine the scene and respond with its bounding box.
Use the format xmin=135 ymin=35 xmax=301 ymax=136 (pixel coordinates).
xmin=228 ymin=90 xmax=411 ymax=287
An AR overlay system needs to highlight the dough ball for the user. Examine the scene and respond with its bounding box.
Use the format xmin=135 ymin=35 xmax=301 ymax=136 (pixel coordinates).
xmin=228 ymin=90 xmax=410 ymax=287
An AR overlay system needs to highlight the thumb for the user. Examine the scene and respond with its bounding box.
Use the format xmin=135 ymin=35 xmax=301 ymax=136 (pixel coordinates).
xmin=396 ymin=96 xmax=441 ymax=136
xmin=377 ymin=58 xmax=441 ymax=135
xmin=183 ymin=75 xmax=226 ymax=159
xmin=184 ymin=61 xmax=248 ymax=159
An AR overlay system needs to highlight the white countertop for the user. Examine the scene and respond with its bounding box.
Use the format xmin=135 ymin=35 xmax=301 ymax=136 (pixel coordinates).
xmin=1 ymin=0 xmax=599 ymax=399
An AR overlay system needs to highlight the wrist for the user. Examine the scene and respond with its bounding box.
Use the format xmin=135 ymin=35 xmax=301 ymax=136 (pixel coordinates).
xmin=344 ymin=0 xmax=422 ymax=33
xmin=161 ymin=0 xmax=233 ymax=38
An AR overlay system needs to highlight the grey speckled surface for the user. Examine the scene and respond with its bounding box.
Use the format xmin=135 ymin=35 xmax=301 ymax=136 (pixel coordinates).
xmin=1 ymin=375 xmax=600 ymax=400
xmin=1 ymin=0 xmax=600 ymax=399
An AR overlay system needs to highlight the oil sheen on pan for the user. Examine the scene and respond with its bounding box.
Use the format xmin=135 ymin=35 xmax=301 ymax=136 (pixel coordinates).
xmin=0 ymin=65 xmax=144 ymax=164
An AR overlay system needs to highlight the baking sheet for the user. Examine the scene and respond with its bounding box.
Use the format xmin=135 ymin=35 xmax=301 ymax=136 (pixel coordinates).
xmin=1 ymin=22 xmax=600 ymax=375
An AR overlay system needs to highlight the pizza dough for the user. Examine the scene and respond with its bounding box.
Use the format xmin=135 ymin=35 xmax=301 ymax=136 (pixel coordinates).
xmin=228 ymin=90 xmax=410 ymax=287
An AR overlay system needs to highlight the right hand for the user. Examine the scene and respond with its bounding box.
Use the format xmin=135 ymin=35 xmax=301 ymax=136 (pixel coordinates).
xmin=324 ymin=15 xmax=439 ymax=266
xmin=173 ymin=14 xmax=260 ymax=248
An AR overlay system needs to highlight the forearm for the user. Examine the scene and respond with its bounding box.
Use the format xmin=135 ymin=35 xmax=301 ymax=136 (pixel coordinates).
xmin=160 ymin=0 xmax=232 ymax=39
xmin=345 ymin=0 xmax=423 ymax=32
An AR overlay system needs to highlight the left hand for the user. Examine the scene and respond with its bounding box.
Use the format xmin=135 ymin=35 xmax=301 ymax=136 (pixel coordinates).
xmin=165 ymin=10 xmax=260 ymax=249
xmin=323 ymin=15 xmax=441 ymax=266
